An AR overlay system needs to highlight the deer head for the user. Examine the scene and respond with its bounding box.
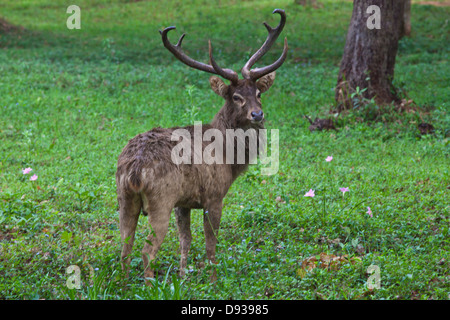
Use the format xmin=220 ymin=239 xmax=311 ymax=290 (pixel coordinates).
xmin=160 ymin=9 xmax=288 ymax=129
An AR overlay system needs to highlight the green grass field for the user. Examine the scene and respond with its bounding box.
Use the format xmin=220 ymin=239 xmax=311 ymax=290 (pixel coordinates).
xmin=0 ymin=0 xmax=449 ymax=300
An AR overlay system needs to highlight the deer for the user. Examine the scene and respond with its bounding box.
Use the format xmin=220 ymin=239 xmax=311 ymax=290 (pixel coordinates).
xmin=116 ymin=9 xmax=288 ymax=284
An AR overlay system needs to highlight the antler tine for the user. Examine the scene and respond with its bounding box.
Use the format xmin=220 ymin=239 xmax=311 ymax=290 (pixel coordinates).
xmin=208 ymin=40 xmax=239 ymax=84
xmin=175 ymin=32 xmax=186 ymax=47
xmin=241 ymin=9 xmax=287 ymax=80
xmin=160 ymin=26 xmax=238 ymax=84
xmin=249 ymin=37 xmax=288 ymax=80
xmin=160 ymin=26 xmax=215 ymax=73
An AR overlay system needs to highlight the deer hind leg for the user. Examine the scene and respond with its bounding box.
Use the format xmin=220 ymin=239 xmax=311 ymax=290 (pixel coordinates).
xmin=175 ymin=207 xmax=192 ymax=277
xmin=118 ymin=192 xmax=142 ymax=278
xmin=141 ymin=201 xmax=173 ymax=285
xmin=203 ymin=201 xmax=223 ymax=282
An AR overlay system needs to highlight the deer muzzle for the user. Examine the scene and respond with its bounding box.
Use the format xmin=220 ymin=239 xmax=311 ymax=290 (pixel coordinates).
xmin=251 ymin=110 xmax=264 ymax=122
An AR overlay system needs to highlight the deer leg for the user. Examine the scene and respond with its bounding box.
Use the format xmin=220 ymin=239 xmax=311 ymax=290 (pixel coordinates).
xmin=118 ymin=193 xmax=142 ymax=278
xmin=175 ymin=207 xmax=192 ymax=277
xmin=203 ymin=201 xmax=223 ymax=282
xmin=141 ymin=202 xmax=172 ymax=285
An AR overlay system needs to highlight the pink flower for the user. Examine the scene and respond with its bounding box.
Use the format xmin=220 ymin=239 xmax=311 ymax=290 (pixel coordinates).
xmin=304 ymin=189 xmax=315 ymax=197
xmin=339 ymin=187 xmax=349 ymax=196
xmin=326 ymin=156 xmax=333 ymax=162
xmin=22 ymin=167 xmax=32 ymax=174
xmin=30 ymin=174 xmax=38 ymax=181
xmin=367 ymin=207 xmax=373 ymax=218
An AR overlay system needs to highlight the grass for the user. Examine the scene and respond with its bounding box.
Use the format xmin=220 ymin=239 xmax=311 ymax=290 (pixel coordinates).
xmin=0 ymin=0 xmax=449 ymax=300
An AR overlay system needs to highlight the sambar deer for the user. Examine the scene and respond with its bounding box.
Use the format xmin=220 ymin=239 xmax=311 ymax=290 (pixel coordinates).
xmin=116 ymin=9 xmax=288 ymax=283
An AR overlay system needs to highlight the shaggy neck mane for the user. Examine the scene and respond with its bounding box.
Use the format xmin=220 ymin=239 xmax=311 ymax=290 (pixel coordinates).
xmin=210 ymin=102 xmax=233 ymax=132
xmin=210 ymin=101 xmax=265 ymax=180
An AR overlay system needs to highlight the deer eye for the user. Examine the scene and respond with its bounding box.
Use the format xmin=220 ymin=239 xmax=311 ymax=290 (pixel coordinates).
xmin=257 ymin=92 xmax=261 ymax=99
xmin=232 ymin=94 xmax=243 ymax=103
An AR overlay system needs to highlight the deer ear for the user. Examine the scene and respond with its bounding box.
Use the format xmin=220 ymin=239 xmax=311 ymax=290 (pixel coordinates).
xmin=209 ymin=76 xmax=228 ymax=97
xmin=256 ymin=71 xmax=276 ymax=93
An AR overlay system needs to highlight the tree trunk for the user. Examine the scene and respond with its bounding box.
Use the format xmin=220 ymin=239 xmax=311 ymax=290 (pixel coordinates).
xmin=335 ymin=0 xmax=406 ymax=110
xmin=404 ymin=0 xmax=412 ymax=37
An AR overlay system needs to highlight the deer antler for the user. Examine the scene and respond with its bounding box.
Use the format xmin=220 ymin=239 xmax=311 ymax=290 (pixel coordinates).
xmin=241 ymin=9 xmax=288 ymax=81
xmin=160 ymin=26 xmax=239 ymax=84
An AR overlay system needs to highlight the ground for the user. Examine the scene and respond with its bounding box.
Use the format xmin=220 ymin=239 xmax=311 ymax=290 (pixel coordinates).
xmin=0 ymin=0 xmax=448 ymax=300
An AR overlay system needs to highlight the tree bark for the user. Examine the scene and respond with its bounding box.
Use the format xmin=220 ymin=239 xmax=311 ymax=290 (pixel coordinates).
xmin=404 ymin=0 xmax=412 ymax=37
xmin=335 ymin=0 xmax=407 ymax=110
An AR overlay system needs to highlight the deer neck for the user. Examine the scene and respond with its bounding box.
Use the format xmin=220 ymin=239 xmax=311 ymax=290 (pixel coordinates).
xmin=210 ymin=103 xmax=233 ymax=132
xmin=210 ymin=102 xmax=265 ymax=180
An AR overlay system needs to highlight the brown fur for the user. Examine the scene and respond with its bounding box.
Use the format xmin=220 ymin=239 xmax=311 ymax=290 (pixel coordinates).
xmin=116 ymin=74 xmax=276 ymax=283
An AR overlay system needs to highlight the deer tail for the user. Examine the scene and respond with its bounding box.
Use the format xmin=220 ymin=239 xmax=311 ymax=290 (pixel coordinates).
xmin=127 ymin=160 xmax=144 ymax=193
